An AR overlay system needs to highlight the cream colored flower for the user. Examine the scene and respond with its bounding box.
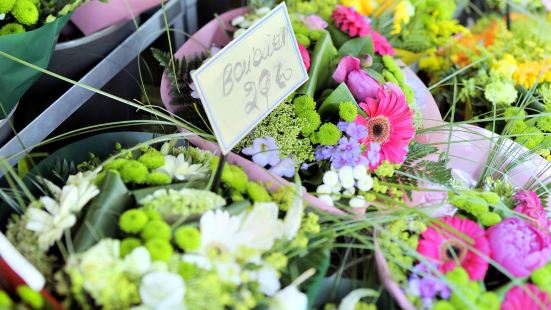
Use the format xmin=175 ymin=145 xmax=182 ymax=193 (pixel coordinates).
xmin=156 ymin=154 xmax=208 ymax=181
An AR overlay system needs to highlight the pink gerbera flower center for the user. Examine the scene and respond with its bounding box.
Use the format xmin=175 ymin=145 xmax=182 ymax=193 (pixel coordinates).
xmin=367 ymin=116 xmax=390 ymax=143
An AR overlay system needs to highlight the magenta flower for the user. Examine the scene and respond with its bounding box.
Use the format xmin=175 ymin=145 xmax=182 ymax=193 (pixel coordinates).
xmin=298 ymin=43 xmax=311 ymax=71
xmin=417 ymin=216 xmax=490 ymax=281
xmin=331 ymin=5 xmax=371 ymax=37
xmin=487 ymin=217 xmax=551 ymax=277
xmin=333 ymin=56 xmax=380 ymax=102
xmin=501 ymin=284 xmax=551 ymax=310
xmin=301 ymin=15 xmax=327 ymax=30
xmin=514 ymin=191 xmax=548 ymax=229
xmin=370 ymin=31 xmax=395 ymax=56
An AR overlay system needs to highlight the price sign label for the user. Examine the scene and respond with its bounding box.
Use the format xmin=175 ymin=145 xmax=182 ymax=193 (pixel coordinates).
xmin=192 ymin=3 xmax=308 ymax=154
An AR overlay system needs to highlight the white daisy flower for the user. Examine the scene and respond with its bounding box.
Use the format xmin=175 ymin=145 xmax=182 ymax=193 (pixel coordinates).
xmin=156 ymin=154 xmax=207 ymax=181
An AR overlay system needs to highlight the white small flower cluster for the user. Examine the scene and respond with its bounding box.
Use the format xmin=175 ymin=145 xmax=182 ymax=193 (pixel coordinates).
xmin=316 ymin=165 xmax=373 ymax=208
xmin=231 ymin=7 xmax=271 ymax=38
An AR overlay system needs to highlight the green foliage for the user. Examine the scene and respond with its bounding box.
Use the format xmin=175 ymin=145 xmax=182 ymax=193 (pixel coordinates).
xmin=73 ymin=172 xmax=132 ymax=253
xmin=393 ymin=142 xmax=452 ymax=189
xmin=338 ymin=36 xmax=374 ymax=58
xmin=151 ymin=48 xmax=209 ymax=131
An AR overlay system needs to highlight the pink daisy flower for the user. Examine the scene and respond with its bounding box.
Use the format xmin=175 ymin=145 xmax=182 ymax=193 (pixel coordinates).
xmin=417 ymin=216 xmax=490 ymax=281
xmin=331 ymin=5 xmax=371 ymax=38
xmin=354 ymin=83 xmax=414 ymax=169
xmin=501 ymin=284 xmax=551 ymax=310
xmin=370 ymin=31 xmax=396 ymax=56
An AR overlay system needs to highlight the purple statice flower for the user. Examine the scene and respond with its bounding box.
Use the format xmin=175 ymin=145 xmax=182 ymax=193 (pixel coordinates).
xmin=315 ymin=145 xmax=336 ymax=161
xmin=242 ymin=137 xmax=280 ymax=167
xmin=330 ymin=137 xmax=366 ymax=169
xmin=407 ymin=263 xmax=451 ymax=309
xmin=270 ymin=157 xmax=295 ymax=178
xmin=337 ymin=122 xmax=368 ymax=140
xmin=366 ymin=142 xmax=382 ymax=169
xmin=300 ymin=163 xmax=310 ymax=170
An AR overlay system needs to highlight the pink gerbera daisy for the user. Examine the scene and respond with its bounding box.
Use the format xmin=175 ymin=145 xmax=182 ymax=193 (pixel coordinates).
xmin=331 ymin=5 xmax=371 ymax=37
xmin=298 ymin=43 xmax=310 ymax=71
xmin=370 ymin=31 xmax=396 ymax=56
xmin=417 ymin=216 xmax=490 ymax=281
xmin=501 ymin=284 xmax=551 ymax=310
xmin=354 ymin=83 xmax=414 ymax=169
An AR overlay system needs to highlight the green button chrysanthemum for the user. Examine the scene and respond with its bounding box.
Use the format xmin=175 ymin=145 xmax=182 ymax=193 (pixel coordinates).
xmin=0 ymin=0 xmax=15 ymax=13
xmin=0 ymin=23 xmax=25 ymax=36
xmin=11 ymin=0 xmax=38 ymax=26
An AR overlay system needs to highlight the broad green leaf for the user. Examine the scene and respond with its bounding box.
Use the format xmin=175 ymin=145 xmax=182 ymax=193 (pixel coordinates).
xmin=73 ymin=171 xmax=132 ymax=253
xmin=318 ymin=83 xmax=363 ymax=119
xmin=327 ymin=23 xmax=351 ymax=48
xmin=338 ymin=36 xmax=374 ymax=58
xmin=298 ymin=31 xmax=338 ymax=97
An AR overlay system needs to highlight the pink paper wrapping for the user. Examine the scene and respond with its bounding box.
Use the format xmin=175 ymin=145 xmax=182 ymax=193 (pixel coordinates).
xmin=71 ymin=0 xmax=161 ymax=35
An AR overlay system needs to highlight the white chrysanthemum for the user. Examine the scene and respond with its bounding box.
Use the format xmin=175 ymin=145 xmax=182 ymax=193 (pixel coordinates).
xmin=198 ymin=209 xmax=242 ymax=256
xmin=316 ymin=184 xmax=331 ymax=195
xmin=270 ymin=286 xmax=307 ymax=310
xmin=338 ymin=166 xmax=354 ymax=182
xmin=66 ymin=168 xmax=101 ymax=211
xmin=139 ymin=272 xmax=186 ymax=310
xmin=322 ymin=170 xmax=339 ymax=187
xmin=26 ymin=187 xmax=79 ymax=250
xmin=215 ymin=260 xmax=241 ymax=285
xmin=156 ymin=154 xmax=208 ymax=181
xmin=356 ymin=175 xmax=373 ymax=192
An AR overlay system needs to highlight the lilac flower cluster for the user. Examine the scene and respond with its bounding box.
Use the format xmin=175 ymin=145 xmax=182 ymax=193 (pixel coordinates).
xmin=242 ymin=137 xmax=295 ymax=177
xmin=315 ymin=122 xmax=382 ymax=169
xmin=407 ymin=263 xmax=451 ymax=308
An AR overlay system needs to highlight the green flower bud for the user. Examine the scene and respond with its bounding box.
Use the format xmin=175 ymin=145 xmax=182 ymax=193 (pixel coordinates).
xmin=138 ymin=149 xmax=165 ymax=169
xmin=120 ymin=160 xmax=149 ymax=184
xmin=0 ymin=0 xmax=16 ymax=13
xmin=146 ymin=172 xmax=172 ymax=185
xmin=0 ymin=23 xmax=25 ymax=35
xmin=293 ymin=95 xmax=316 ymax=116
xmin=247 ymin=182 xmax=272 ymax=202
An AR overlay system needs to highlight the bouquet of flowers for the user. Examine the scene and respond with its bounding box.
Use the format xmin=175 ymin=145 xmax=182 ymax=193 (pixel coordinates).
xmin=375 ymin=174 xmax=551 ymax=309
xmin=158 ymin=1 xmax=452 ymax=214
xmin=419 ymin=13 xmax=551 ymax=158
xmin=0 ymin=133 xmax=331 ymax=309
xmin=0 ymin=0 xmax=92 ymax=117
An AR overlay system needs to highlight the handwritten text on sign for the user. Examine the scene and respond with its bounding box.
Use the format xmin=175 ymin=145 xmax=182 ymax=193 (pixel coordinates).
xmin=192 ymin=3 xmax=308 ymax=154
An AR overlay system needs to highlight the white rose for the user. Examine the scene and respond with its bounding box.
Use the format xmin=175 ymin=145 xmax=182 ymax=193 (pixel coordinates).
xmin=338 ymin=166 xmax=354 ymax=182
xmin=124 ymin=247 xmax=151 ymax=276
xmin=356 ymin=176 xmax=373 ymax=192
xmin=139 ymin=272 xmax=185 ymax=310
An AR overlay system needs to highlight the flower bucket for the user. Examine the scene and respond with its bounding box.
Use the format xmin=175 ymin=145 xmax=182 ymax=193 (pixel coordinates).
xmin=71 ymin=0 xmax=162 ymax=36
xmin=159 ymin=7 xmax=443 ymax=215
xmin=373 ymin=123 xmax=551 ymax=309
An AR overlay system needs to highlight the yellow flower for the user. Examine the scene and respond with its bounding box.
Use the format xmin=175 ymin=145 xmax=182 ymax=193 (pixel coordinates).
xmin=491 ymin=54 xmax=517 ymax=79
xmin=340 ymin=0 xmax=374 ymax=16
xmin=391 ymin=0 xmax=414 ymax=35
xmin=419 ymin=52 xmax=445 ymax=72
xmin=513 ymin=59 xmax=551 ymax=89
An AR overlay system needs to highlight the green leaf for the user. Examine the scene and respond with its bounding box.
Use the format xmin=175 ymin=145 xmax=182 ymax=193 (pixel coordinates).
xmin=318 ymin=83 xmax=363 ymax=118
xmin=73 ymin=172 xmax=132 ymax=253
xmin=327 ymin=23 xmax=350 ymax=48
xmin=366 ymin=68 xmax=385 ymax=85
xmin=298 ymin=31 xmax=338 ymax=97
xmin=338 ymin=36 xmax=374 ymax=58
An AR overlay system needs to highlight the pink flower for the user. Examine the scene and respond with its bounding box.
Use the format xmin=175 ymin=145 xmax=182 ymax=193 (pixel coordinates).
xmin=514 ymin=191 xmax=548 ymax=229
xmin=370 ymin=31 xmax=396 ymax=56
xmin=501 ymin=284 xmax=551 ymax=310
xmin=331 ymin=5 xmax=371 ymax=38
xmin=487 ymin=217 xmax=551 ymax=277
xmin=417 ymin=216 xmax=490 ymax=281
xmin=298 ymin=43 xmax=310 ymax=71
xmin=301 ymin=15 xmax=327 ymax=30
xmin=354 ymin=83 xmax=414 ymax=168
xmin=332 ymin=56 xmax=380 ymax=102
xmin=543 ymin=0 xmax=551 ymax=11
